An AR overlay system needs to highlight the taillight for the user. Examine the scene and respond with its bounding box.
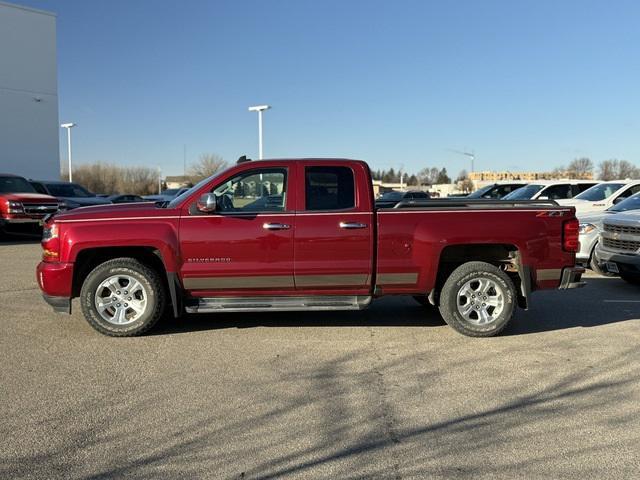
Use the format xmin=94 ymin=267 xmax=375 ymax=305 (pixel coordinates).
xmin=42 ymin=222 xmax=60 ymax=261
xmin=563 ymin=219 xmax=580 ymax=252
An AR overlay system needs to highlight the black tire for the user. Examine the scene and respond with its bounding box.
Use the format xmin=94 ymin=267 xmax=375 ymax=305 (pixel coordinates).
xmin=80 ymin=257 xmax=166 ymax=337
xmin=438 ymin=261 xmax=516 ymax=337
xmin=620 ymin=273 xmax=640 ymax=286
xmin=413 ymin=295 xmax=431 ymax=307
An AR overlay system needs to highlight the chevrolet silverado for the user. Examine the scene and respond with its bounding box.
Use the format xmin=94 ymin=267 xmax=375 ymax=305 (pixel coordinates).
xmin=37 ymin=158 xmax=584 ymax=337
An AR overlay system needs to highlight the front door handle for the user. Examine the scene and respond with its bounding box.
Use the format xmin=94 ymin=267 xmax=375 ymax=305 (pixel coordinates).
xmin=339 ymin=222 xmax=368 ymax=229
xmin=263 ymin=222 xmax=290 ymax=230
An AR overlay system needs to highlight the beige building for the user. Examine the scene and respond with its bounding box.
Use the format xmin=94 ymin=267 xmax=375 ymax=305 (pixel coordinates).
xmin=469 ymin=170 xmax=594 ymax=182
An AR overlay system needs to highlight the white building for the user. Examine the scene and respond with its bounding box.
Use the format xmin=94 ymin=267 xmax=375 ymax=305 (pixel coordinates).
xmin=0 ymin=1 xmax=59 ymax=180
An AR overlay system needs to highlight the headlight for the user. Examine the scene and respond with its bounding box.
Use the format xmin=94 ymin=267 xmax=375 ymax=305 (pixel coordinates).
xmin=7 ymin=201 xmax=24 ymax=213
xmin=578 ymin=223 xmax=597 ymax=234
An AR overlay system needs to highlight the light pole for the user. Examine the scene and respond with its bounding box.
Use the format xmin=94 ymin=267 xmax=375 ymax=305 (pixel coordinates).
xmin=60 ymin=123 xmax=76 ymax=181
xmin=450 ymin=149 xmax=475 ymax=172
xmin=157 ymin=167 xmax=162 ymax=194
xmin=248 ymin=105 xmax=271 ymax=159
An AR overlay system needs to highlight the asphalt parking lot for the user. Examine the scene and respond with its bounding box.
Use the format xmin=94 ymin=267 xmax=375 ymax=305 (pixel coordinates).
xmin=1 ymin=235 xmax=639 ymax=479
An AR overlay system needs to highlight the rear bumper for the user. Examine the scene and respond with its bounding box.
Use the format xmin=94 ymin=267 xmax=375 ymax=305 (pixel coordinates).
xmin=558 ymin=266 xmax=586 ymax=289
xmin=42 ymin=294 xmax=71 ymax=314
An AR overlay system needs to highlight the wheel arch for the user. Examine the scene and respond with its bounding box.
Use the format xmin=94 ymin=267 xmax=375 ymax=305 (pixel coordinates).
xmin=430 ymin=243 xmax=530 ymax=309
xmin=72 ymin=246 xmax=181 ymax=317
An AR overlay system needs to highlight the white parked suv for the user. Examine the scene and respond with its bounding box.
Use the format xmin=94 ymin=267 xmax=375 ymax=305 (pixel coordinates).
xmin=557 ymin=180 xmax=640 ymax=214
xmin=502 ymin=180 xmax=597 ymax=201
xmin=595 ymin=209 xmax=640 ymax=284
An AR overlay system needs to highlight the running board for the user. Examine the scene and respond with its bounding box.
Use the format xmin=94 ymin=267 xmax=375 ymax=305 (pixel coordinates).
xmin=185 ymin=295 xmax=372 ymax=313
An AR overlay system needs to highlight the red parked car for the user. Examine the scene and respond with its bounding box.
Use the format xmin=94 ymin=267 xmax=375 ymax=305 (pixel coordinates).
xmin=0 ymin=174 xmax=60 ymax=237
xmin=37 ymin=158 xmax=584 ymax=337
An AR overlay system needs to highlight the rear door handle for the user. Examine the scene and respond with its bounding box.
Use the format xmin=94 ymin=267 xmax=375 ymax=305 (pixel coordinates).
xmin=339 ymin=222 xmax=368 ymax=229
xmin=263 ymin=222 xmax=290 ymax=230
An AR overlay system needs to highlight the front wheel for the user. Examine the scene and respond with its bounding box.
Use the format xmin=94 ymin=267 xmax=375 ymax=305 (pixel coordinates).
xmin=80 ymin=257 xmax=166 ymax=336
xmin=439 ymin=261 xmax=516 ymax=337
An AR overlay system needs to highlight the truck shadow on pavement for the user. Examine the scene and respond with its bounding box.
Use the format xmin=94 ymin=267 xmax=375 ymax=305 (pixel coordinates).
xmin=153 ymin=276 xmax=639 ymax=336
xmin=0 ymin=232 xmax=41 ymax=245
xmin=2 ymin=345 xmax=639 ymax=479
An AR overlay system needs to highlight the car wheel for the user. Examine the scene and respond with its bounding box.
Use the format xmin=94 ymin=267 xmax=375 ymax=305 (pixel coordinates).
xmin=620 ymin=273 xmax=640 ymax=286
xmin=439 ymin=261 xmax=516 ymax=337
xmin=80 ymin=257 xmax=165 ymax=337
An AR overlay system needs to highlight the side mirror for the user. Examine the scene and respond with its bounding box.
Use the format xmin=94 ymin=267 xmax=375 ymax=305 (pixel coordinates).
xmin=613 ymin=196 xmax=624 ymax=204
xmin=196 ymin=193 xmax=217 ymax=213
xmin=538 ymin=195 xmax=549 ymax=200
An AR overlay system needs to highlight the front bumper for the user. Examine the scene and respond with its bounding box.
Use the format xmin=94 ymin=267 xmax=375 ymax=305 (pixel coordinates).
xmin=42 ymin=294 xmax=71 ymax=314
xmin=594 ymin=245 xmax=640 ymax=275
xmin=558 ymin=266 xmax=586 ymax=289
xmin=37 ymin=262 xmax=74 ymax=313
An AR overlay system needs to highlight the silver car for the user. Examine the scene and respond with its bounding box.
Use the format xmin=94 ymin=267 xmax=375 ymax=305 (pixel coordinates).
xmin=577 ymin=192 xmax=640 ymax=274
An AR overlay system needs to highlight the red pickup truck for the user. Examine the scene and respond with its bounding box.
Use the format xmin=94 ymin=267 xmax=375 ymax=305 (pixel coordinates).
xmin=1 ymin=174 xmax=60 ymax=236
xmin=37 ymin=158 xmax=584 ymax=337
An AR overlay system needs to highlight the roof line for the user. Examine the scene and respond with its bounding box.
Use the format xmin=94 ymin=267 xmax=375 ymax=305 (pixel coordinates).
xmin=0 ymin=1 xmax=56 ymax=17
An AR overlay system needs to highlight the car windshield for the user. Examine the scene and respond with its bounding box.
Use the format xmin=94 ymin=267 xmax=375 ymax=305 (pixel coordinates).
xmin=574 ymin=183 xmax=625 ymax=201
xmin=608 ymin=192 xmax=640 ymax=212
xmin=46 ymin=183 xmax=94 ymax=198
xmin=503 ymin=184 xmax=545 ymax=200
xmin=378 ymin=191 xmax=403 ymax=201
xmin=0 ymin=176 xmax=37 ymax=193
xmin=466 ymin=185 xmax=495 ymax=199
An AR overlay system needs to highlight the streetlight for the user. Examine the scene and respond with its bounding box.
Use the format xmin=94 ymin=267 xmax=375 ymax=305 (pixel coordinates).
xmin=248 ymin=105 xmax=271 ymax=159
xmin=60 ymin=123 xmax=76 ymax=181
xmin=449 ymin=149 xmax=475 ymax=172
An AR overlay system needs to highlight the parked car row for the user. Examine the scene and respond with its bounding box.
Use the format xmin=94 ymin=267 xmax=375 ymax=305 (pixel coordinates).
xmin=1 ymin=172 xmax=190 ymax=237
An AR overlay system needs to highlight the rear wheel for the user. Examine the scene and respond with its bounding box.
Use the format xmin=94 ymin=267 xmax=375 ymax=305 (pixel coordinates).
xmin=439 ymin=261 xmax=516 ymax=337
xmin=80 ymin=257 xmax=165 ymax=336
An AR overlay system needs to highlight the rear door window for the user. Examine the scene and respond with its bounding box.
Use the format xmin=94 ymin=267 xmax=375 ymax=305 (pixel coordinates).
xmin=305 ymin=166 xmax=355 ymax=211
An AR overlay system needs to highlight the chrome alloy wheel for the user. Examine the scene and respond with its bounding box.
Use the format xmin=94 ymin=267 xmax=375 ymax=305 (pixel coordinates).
xmin=456 ymin=277 xmax=505 ymax=325
xmin=94 ymin=275 xmax=147 ymax=325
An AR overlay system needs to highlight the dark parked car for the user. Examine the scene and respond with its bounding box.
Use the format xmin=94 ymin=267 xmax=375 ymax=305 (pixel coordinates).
xmin=30 ymin=180 xmax=112 ymax=209
xmin=375 ymin=190 xmax=430 ymax=208
xmin=465 ymin=182 xmax=528 ymax=199
xmin=107 ymin=194 xmax=146 ymax=204
xmin=143 ymin=187 xmax=191 ymax=202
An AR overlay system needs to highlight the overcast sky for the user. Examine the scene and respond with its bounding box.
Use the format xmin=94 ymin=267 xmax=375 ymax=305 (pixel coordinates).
xmin=21 ymin=0 xmax=640 ymax=176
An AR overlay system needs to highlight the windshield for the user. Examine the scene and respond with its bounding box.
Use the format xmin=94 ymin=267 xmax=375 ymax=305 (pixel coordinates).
xmin=378 ymin=191 xmax=403 ymax=201
xmin=466 ymin=185 xmax=495 ymax=199
xmin=45 ymin=183 xmax=94 ymax=198
xmin=608 ymin=192 xmax=640 ymax=212
xmin=161 ymin=188 xmax=181 ymax=196
xmin=0 ymin=176 xmax=37 ymax=193
xmin=503 ymin=184 xmax=545 ymax=200
xmin=574 ymin=183 xmax=625 ymax=201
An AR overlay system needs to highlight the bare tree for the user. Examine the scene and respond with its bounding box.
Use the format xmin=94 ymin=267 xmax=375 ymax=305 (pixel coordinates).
xmin=598 ymin=159 xmax=640 ymax=180
xmin=69 ymin=163 xmax=160 ymax=195
xmin=456 ymin=169 xmax=469 ymax=182
xmin=460 ymin=178 xmax=475 ymax=193
xmin=188 ymin=153 xmax=228 ymax=180
xmin=417 ymin=167 xmax=440 ymax=185
xmin=566 ymin=158 xmax=594 ymax=179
